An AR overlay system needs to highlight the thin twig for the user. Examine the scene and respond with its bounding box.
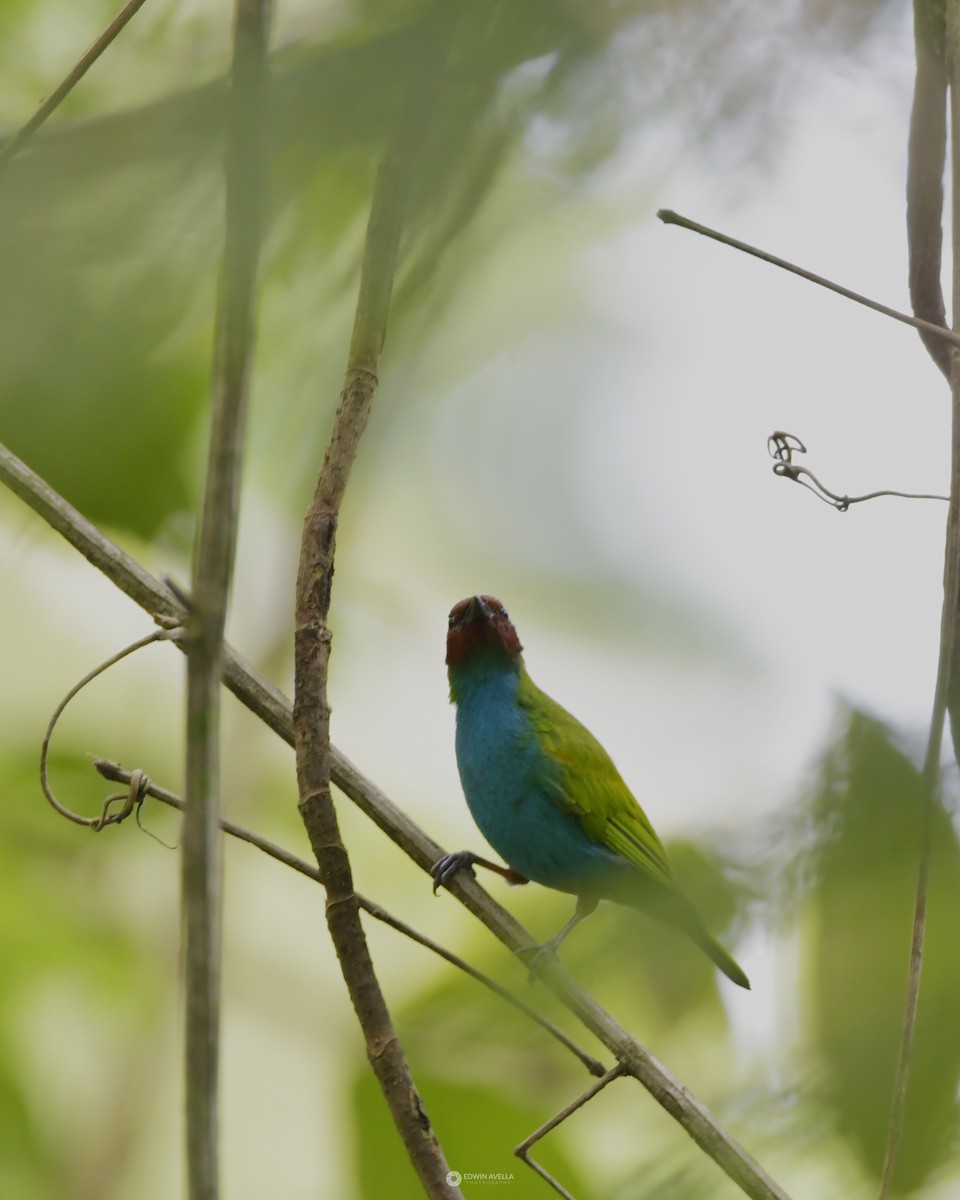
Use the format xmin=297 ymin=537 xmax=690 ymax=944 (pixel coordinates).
xmin=181 ymin=2 xmax=270 ymax=1195
xmin=880 ymin=6 xmax=960 ymax=1194
xmin=40 ymin=628 xmax=180 ymax=828
xmin=90 ymin=758 xmax=606 ymax=1076
xmin=767 ymin=431 xmax=947 ymax=511
xmin=508 ymin=950 xmax=791 ymax=1200
xmin=358 ymin=897 xmax=607 ymax=1077
xmin=514 ymin=1065 xmax=627 ymax=1200
xmin=0 ymin=0 xmax=151 ymax=174
xmin=3 ymin=435 xmax=791 ymax=1200
xmin=658 ymin=208 xmax=960 ymax=352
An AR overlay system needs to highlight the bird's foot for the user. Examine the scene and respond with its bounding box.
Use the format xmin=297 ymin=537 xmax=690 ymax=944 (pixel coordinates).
xmin=430 ymin=850 xmax=478 ymax=894
xmin=516 ymin=939 xmax=560 ymax=984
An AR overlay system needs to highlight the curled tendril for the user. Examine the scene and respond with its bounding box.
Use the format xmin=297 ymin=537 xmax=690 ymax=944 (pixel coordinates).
xmin=40 ymin=626 xmax=182 ymax=844
xmin=767 ymin=430 xmax=946 ymax=512
xmin=768 ymin=431 xmax=807 ymax=465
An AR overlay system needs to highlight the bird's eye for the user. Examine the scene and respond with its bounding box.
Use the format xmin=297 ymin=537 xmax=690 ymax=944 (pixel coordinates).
xmin=448 ymin=612 xmax=458 ymax=628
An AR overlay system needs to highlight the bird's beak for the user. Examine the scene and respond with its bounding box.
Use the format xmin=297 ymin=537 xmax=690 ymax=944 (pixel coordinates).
xmin=465 ymin=595 xmax=494 ymax=623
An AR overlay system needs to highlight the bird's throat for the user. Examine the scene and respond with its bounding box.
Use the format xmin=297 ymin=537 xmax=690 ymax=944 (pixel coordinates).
xmin=448 ymin=647 xmax=522 ymax=705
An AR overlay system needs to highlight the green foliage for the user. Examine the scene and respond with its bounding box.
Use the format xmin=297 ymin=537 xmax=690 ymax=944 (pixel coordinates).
xmin=0 ymin=0 xmax=897 ymax=536
xmin=354 ymin=1068 xmax=588 ymax=1200
xmin=809 ymin=710 xmax=960 ymax=1194
xmin=0 ymin=748 xmax=173 ymax=1199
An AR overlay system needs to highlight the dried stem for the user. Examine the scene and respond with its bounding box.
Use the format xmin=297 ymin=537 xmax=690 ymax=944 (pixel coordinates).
xmin=944 ymin=6 xmax=960 ymax=797
xmin=181 ymin=2 xmax=270 ymax=1196
xmin=880 ymin=3 xmax=960 ymax=1194
xmin=0 ymin=442 xmax=184 ymax=622
xmin=908 ymin=0 xmax=950 ymax=378
xmin=291 ymin=8 xmax=460 ymax=1196
xmin=0 ymin=0 xmax=152 ymax=173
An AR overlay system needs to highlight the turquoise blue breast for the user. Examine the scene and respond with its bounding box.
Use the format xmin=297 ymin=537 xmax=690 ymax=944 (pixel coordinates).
xmin=453 ymin=666 xmax=623 ymax=894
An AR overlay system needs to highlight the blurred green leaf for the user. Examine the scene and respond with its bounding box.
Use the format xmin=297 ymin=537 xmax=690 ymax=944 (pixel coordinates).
xmin=0 ymin=744 xmax=177 ymax=1199
xmin=354 ymin=1065 xmax=589 ymax=1200
xmin=0 ymin=0 xmax=899 ymax=536
xmin=809 ymin=710 xmax=960 ymax=1194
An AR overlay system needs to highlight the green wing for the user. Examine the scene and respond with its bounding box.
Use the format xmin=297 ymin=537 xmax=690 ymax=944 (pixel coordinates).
xmin=517 ymin=669 xmax=674 ymax=887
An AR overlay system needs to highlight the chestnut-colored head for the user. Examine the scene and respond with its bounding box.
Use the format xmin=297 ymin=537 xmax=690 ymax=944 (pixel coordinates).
xmin=446 ymin=595 xmax=523 ymax=670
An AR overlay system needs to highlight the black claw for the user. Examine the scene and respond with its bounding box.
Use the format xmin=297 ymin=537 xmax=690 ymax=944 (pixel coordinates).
xmin=430 ymin=850 xmax=477 ymax=893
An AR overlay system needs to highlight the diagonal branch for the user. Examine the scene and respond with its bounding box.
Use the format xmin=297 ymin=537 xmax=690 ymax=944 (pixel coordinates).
xmin=181 ymin=2 xmax=270 ymax=1196
xmin=0 ymin=437 xmax=427 ymax=860
xmin=1 ymin=434 xmax=790 ymax=1200
xmin=90 ymin=757 xmax=606 ymax=1077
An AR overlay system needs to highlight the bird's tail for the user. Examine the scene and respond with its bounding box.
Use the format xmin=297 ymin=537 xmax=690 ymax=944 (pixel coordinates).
xmin=645 ymin=886 xmax=751 ymax=989
xmin=621 ymin=879 xmax=751 ymax=989
xmin=686 ymin=923 xmax=750 ymax=990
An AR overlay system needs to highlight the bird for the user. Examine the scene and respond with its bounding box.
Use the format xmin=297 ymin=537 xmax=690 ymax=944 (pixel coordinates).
xmin=431 ymin=594 xmax=750 ymax=989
